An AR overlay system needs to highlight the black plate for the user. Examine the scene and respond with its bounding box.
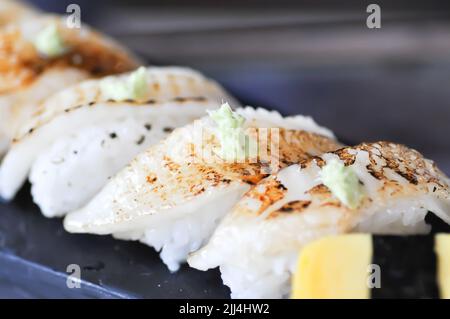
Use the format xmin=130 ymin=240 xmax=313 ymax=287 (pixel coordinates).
xmin=0 ymin=184 xmax=230 ymax=298
xmin=1 ymin=184 xmax=449 ymax=298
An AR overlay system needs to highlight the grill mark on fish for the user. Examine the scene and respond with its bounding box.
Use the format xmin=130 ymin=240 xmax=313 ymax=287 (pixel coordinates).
xmin=244 ymin=177 xmax=287 ymax=216
xmin=173 ymin=96 xmax=191 ymax=103
xmin=305 ymin=141 xmax=448 ymax=202
xmin=268 ymin=200 xmax=312 ymax=218
xmin=146 ymin=174 xmax=157 ymax=183
xmin=241 ymin=174 xmax=269 ymax=185
xmin=163 ymin=156 xmax=181 ymax=172
xmin=366 ymin=164 xmax=383 ymax=180
xmin=307 ymin=184 xmax=330 ymax=196
xmin=119 ymin=130 xmax=341 ymax=215
xmin=136 ymin=135 xmax=146 ymax=145
xmin=304 ymin=183 xmax=345 ymax=207
xmin=277 ymin=182 xmax=287 ymax=191
xmin=314 ymin=156 xmax=326 ymax=168
xmin=189 ymin=184 xmax=206 ymax=196
xmin=334 ymin=148 xmax=356 ymax=165
xmin=299 ymin=156 xmax=325 ymax=169
xmin=319 ymin=201 xmax=343 ymax=208
xmin=279 ymin=200 xmax=311 ymax=213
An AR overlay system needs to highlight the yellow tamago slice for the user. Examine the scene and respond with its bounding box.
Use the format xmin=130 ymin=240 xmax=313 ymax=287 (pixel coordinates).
xmin=436 ymin=234 xmax=450 ymax=299
xmin=292 ymin=234 xmax=372 ymax=299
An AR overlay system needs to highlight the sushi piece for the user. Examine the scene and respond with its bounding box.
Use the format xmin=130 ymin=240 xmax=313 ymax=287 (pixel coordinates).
xmin=0 ymin=14 xmax=139 ymax=155
xmin=292 ymin=234 xmax=443 ymax=299
xmin=0 ymin=67 xmax=237 ymax=217
xmin=64 ymin=104 xmax=340 ymax=271
xmin=188 ymin=142 xmax=450 ymax=298
xmin=0 ymin=0 xmax=39 ymax=27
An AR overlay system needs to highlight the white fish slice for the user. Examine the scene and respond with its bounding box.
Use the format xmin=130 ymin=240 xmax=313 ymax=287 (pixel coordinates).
xmin=0 ymin=14 xmax=139 ymax=155
xmin=188 ymin=142 xmax=450 ymax=298
xmin=0 ymin=68 xmax=89 ymax=155
xmin=0 ymin=67 xmax=237 ymax=215
xmin=64 ymin=106 xmax=339 ymax=271
xmin=0 ymin=0 xmax=39 ymax=27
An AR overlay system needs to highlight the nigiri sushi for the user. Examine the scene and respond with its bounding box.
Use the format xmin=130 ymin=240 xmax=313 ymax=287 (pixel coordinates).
xmin=0 ymin=14 xmax=139 ymax=155
xmin=188 ymin=142 xmax=450 ymax=298
xmin=64 ymin=104 xmax=340 ymax=271
xmin=0 ymin=67 xmax=237 ymax=217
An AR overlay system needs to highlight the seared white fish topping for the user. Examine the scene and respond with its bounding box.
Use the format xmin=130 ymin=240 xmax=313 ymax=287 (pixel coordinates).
xmin=0 ymin=14 xmax=139 ymax=155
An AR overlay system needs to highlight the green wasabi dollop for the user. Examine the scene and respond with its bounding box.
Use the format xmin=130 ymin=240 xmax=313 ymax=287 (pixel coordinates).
xmin=208 ymin=103 xmax=250 ymax=161
xmin=34 ymin=23 xmax=68 ymax=58
xmin=100 ymin=67 xmax=149 ymax=102
xmin=320 ymin=159 xmax=365 ymax=209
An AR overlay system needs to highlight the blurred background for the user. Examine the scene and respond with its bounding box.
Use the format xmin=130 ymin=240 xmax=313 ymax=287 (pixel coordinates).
xmin=30 ymin=0 xmax=450 ymax=172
